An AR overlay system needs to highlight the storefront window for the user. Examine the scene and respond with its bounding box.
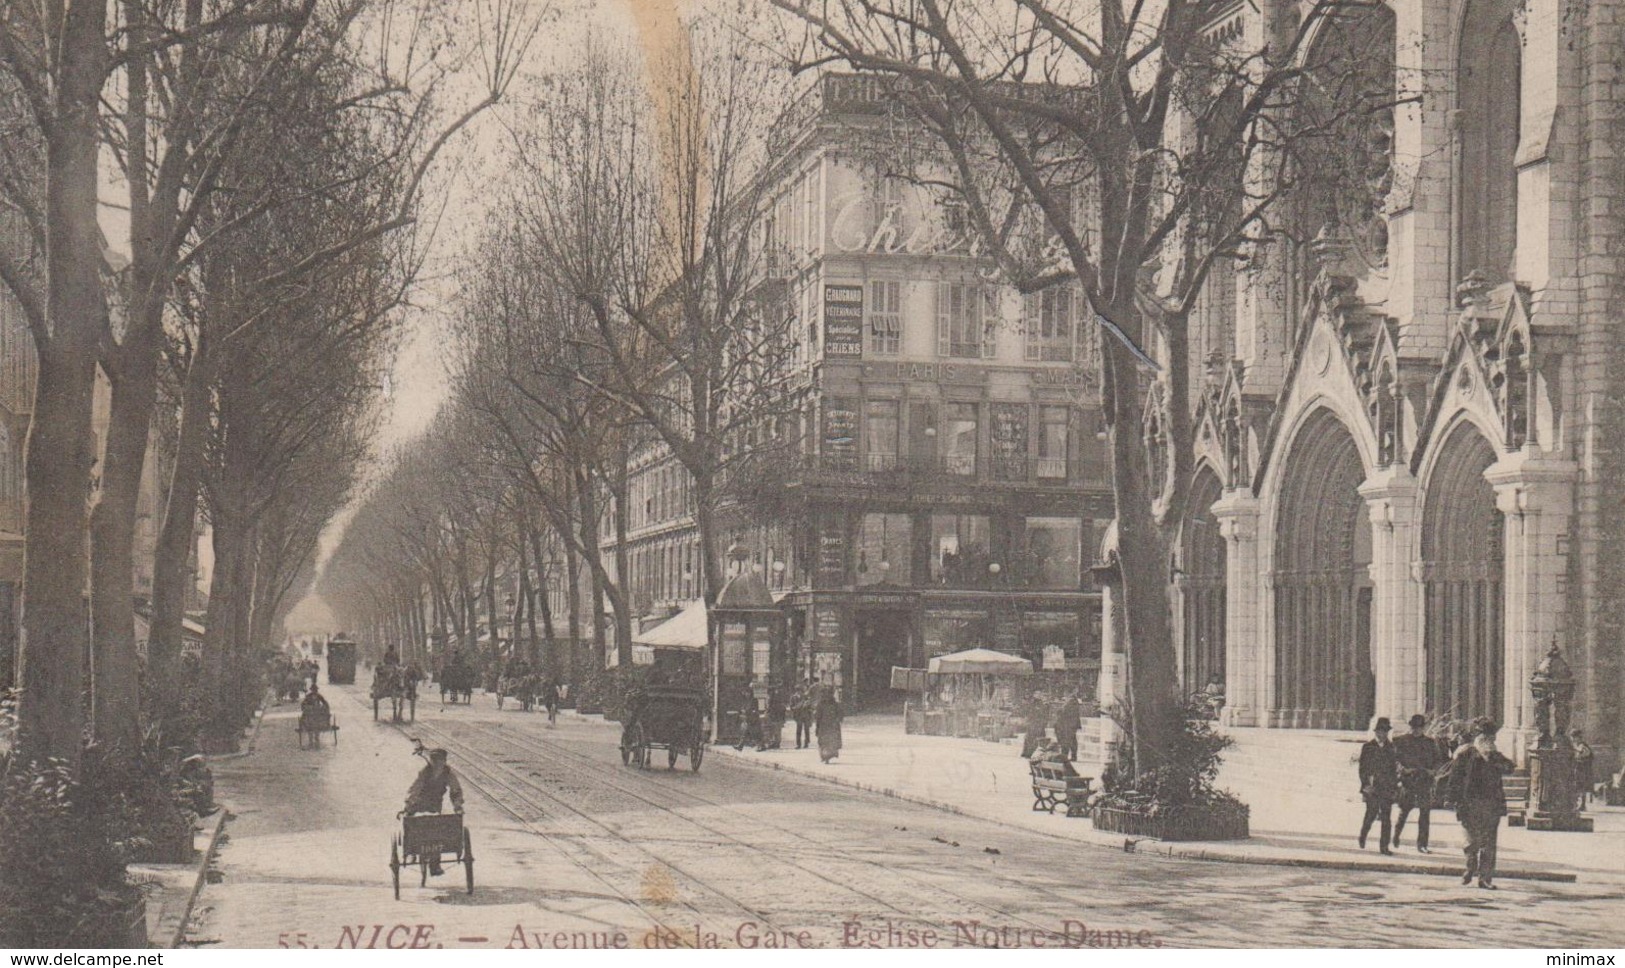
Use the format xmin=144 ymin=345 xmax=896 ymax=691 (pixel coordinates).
xmin=1023 ymin=610 xmax=1083 ymax=661
xmin=931 ymin=514 xmax=991 ymax=586
xmin=922 ymin=607 xmax=992 ymax=657
xmin=857 ymin=513 xmax=912 ymax=585
xmin=1021 ymin=516 xmax=1082 ymax=589
xmin=1037 ymin=406 xmax=1070 ymax=479
xmin=943 ymin=402 xmax=978 ymax=476
xmin=864 ymin=400 xmax=900 ymax=471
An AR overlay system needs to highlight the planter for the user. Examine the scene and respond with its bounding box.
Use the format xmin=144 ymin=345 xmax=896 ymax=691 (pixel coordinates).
xmin=1091 ymin=802 xmax=1250 ymax=842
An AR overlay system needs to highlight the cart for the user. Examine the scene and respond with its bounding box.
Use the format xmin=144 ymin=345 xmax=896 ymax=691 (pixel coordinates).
xmin=619 ymin=685 xmax=707 ymax=772
xmin=389 ymin=812 xmax=473 ymax=899
xmin=296 ymin=705 xmax=338 ymax=748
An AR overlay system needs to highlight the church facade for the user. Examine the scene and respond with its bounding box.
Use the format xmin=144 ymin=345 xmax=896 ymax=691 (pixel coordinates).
xmin=1153 ymin=0 xmax=1624 ymax=770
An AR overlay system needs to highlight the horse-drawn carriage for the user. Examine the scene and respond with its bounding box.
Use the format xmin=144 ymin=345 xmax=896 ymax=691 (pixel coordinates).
xmin=495 ymin=674 xmax=536 ymax=712
xmin=619 ymin=685 xmax=707 ymax=772
xmin=371 ymin=664 xmax=418 ymax=722
xmin=438 ymin=657 xmax=475 ymax=705
xmin=296 ymin=703 xmax=339 ymax=748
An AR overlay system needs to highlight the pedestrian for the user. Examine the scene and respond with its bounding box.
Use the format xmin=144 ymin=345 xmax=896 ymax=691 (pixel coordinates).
xmin=1020 ymin=691 xmax=1049 ymax=759
xmin=815 ymin=686 xmax=843 ymax=764
xmin=1054 ymin=690 xmax=1082 ymax=761
xmin=1393 ymin=713 xmax=1444 ymax=853
xmin=1449 ymin=718 xmax=1513 ymax=889
xmin=1571 ymin=729 xmax=1594 ymax=808
xmin=1357 ymin=716 xmax=1400 ymax=855
xmin=762 ymin=689 xmax=786 ymax=751
xmin=734 ymin=704 xmax=762 ymax=751
xmin=789 ymin=682 xmax=812 ymax=747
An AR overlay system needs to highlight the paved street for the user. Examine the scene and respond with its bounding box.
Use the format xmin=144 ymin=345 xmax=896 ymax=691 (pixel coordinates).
xmin=185 ymin=686 xmax=1624 ymax=950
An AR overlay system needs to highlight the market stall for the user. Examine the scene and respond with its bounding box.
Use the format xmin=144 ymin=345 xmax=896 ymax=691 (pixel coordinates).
xmin=901 ymin=648 xmax=1034 ymax=738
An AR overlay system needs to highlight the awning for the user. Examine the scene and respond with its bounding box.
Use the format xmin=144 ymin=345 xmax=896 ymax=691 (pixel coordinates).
xmin=928 ymin=648 xmax=1033 ymax=676
xmin=632 ymin=599 xmax=708 ymax=650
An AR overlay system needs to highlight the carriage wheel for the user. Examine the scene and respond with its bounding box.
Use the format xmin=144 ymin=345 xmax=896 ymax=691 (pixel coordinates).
xmin=668 ymin=746 xmax=679 ymax=770
xmin=462 ymin=829 xmax=475 ymax=895
xmin=690 ymin=743 xmax=704 ymax=773
xmin=390 ymin=838 xmax=402 ymax=900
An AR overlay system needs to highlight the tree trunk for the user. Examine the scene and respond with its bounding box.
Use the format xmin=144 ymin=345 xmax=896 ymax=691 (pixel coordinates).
xmin=692 ymin=476 xmax=724 ymax=607
xmin=529 ymin=522 xmax=557 ymax=649
xmin=88 ymin=347 xmax=154 ymax=755
xmin=563 ymin=529 xmax=582 ymax=683
xmin=17 ymin=3 xmax=110 ymax=768
xmin=148 ymin=349 xmax=212 ymax=721
xmin=1100 ymin=305 xmax=1182 ymax=773
xmin=608 ymin=448 xmax=634 ymax=668
xmin=201 ymin=512 xmax=245 ymax=746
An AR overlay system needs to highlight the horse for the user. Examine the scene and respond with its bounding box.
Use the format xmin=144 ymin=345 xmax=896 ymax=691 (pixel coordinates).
xmin=371 ymin=664 xmax=416 ymax=722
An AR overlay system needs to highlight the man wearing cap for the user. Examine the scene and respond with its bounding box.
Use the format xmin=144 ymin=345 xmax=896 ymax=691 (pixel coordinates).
xmin=1393 ymin=713 xmax=1444 ymax=853
xmin=1357 ymin=716 xmax=1400 ymax=854
xmin=405 ymin=748 xmax=465 ymax=875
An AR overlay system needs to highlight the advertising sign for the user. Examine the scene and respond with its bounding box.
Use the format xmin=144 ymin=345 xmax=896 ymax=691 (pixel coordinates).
xmin=823 ymin=284 xmax=865 ymax=357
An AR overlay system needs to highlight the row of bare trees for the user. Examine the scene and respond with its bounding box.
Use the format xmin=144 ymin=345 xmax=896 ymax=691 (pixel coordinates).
xmin=319 ymin=25 xmax=807 ymax=675
xmin=0 ymin=0 xmax=541 ymax=772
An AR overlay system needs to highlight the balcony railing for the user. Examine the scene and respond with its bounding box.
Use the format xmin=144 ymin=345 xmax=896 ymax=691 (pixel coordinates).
xmin=801 ymin=452 xmax=1091 ymax=486
xmin=1036 ymin=458 xmax=1068 ymax=479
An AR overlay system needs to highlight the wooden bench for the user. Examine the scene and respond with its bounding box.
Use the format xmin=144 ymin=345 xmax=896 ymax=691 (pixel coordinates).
xmin=1029 ymin=758 xmax=1094 ymax=817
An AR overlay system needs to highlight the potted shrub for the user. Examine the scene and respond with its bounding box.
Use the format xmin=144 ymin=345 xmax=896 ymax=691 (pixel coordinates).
xmin=1090 ymin=699 xmax=1250 ymax=841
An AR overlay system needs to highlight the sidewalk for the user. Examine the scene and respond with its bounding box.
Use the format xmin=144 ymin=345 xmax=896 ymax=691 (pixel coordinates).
xmin=180 ymin=686 xmax=649 ymax=948
xmin=707 ymin=714 xmax=1624 ymax=884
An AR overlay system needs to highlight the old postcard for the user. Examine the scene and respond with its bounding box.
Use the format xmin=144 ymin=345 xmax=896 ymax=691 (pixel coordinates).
xmin=0 ymin=0 xmax=1619 ymax=953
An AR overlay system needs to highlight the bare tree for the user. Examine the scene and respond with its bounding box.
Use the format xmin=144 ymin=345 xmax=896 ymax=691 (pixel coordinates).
xmin=770 ymin=0 xmax=1396 ymax=772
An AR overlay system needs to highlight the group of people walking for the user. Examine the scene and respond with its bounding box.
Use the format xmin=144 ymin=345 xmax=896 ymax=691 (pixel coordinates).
xmin=1357 ymin=714 xmax=1514 ymax=889
xmin=732 ymin=682 xmax=845 ymax=763
xmin=1020 ymin=691 xmax=1085 ymax=761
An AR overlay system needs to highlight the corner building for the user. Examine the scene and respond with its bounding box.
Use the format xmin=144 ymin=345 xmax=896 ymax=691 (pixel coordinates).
xmin=616 ymin=75 xmax=1114 ymax=710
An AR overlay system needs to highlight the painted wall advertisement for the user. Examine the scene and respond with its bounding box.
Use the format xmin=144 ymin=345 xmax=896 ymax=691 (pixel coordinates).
xmin=991 ymin=403 xmax=1028 ymax=481
xmin=823 ymin=284 xmax=864 ymax=357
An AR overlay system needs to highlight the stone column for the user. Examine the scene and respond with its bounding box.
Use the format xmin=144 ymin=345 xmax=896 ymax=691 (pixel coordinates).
xmin=1359 ymin=466 xmax=1423 ymax=721
xmin=1212 ymin=490 xmax=1263 ymax=726
xmin=1487 ymin=455 xmax=1576 ymax=756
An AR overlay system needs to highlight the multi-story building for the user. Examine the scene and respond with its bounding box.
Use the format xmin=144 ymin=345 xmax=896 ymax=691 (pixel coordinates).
xmin=1152 ymin=0 xmax=1622 ymax=770
xmin=610 ymin=74 xmax=1115 ymax=711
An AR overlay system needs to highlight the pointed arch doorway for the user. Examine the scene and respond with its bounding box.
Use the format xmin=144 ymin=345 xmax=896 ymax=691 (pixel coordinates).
xmin=1273 ymin=410 xmax=1373 ymax=729
xmin=1180 ymin=468 xmax=1226 ymax=698
xmin=1421 ymin=423 xmax=1503 ymax=721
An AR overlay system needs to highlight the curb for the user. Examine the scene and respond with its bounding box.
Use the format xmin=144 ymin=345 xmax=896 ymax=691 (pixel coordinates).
xmin=169 ymin=808 xmax=230 ymax=948
xmin=207 ymin=691 xmax=273 ymax=762
xmin=707 ymin=745 xmax=1580 ymax=884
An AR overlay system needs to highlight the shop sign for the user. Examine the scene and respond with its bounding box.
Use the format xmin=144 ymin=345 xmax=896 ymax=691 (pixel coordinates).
xmin=991 ymin=403 xmax=1028 ymax=481
xmin=861 ymin=360 xmax=987 ymax=384
xmin=813 ymin=606 xmax=844 ymax=650
xmin=722 ymin=622 xmax=749 ymax=676
xmin=823 ymin=285 xmax=864 ymax=358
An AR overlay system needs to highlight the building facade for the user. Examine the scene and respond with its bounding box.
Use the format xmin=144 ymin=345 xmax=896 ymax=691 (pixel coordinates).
xmin=610 ymin=75 xmax=1115 ymax=711
xmin=1157 ymin=0 xmax=1623 ymax=768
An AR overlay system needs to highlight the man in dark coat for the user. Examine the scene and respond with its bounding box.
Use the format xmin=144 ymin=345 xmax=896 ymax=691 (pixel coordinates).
xmin=1357 ymin=717 xmax=1400 ymax=854
xmin=814 ymin=686 xmax=843 ymax=763
xmin=1020 ymin=692 xmax=1050 ymax=758
xmin=792 ymin=683 xmax=815 ymax=750
xmin=1449 ymin=718 xmax=1514 ymax=889
xmin=1054 ymin=691 xmax=1083 ymax=761
xmin=403 ymin=748 xmax=465 ymax=875
xmin=1393 ymin=713 xmax=1444 ymax=852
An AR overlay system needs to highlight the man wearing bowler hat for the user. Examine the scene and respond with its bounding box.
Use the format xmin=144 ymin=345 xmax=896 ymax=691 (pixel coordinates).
xmin=1357 ymin=717 xmax=1400 ymax=854
xmin=1393 ymin=713 xmax=1444 ymax=852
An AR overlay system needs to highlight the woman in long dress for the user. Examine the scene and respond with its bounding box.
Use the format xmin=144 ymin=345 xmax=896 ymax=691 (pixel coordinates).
xmin=815 ymin=687 xmax=844 ymax=763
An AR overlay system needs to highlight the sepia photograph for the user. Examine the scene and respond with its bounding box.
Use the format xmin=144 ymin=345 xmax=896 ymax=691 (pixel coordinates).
xmin=0 ymin=0 xmax=1620 ymax=953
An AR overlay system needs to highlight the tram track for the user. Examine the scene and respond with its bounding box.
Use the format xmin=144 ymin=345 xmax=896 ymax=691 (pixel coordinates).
xmin=389 ymin=713 xmax=818 ymax=947
xmin=446 ymin=715 xmax=1071 ymax=940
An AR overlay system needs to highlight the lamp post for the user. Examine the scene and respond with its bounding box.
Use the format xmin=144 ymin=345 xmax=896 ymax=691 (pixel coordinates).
xmin=1526 ymin=639 xmax=1593 ymax=832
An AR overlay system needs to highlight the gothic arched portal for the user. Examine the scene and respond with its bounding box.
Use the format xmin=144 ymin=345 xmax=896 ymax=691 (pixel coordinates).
xmin=1272 ymin=410 xmax=1373 ymax=729
xmin=1421 ymin=423 xmax=1503 ymax=721
xmin=1180 ymin=467 xmax=1226 ymax=697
